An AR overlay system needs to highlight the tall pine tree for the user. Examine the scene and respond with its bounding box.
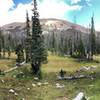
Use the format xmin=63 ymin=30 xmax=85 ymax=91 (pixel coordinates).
xmin=25 ymin=11 xmax=31 ymax=63
xmin=88 ymin=15 xmax=96 ymax=60
xmin=31 ymin=0 xmax=47 ymax=76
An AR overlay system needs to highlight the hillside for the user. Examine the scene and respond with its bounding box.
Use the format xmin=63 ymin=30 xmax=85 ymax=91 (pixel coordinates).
xmin=1 ymin=18 xmax=89 ymax=36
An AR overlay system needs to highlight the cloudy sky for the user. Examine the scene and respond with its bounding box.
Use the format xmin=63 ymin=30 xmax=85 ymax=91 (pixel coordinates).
xmin=0 ymin=0 xmax=100 ymax=30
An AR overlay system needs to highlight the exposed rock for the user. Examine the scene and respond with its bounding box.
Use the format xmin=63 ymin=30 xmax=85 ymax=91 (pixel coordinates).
xmin=9 ymin=89 xmax=15 ymax=93
xmin=32 ymin=83 xmax=36 ymax=87
xmin=56 ymin=83 xmax=65 ymax=89
xmin=79 ymin=66 xmax=97 ymax=71
xmin=73 ymin=92 xmax=87 ymax=100
xmin=43 ymin=82 xmax=49 ymax=85
xmin=37 ymin=82 xmax=42 ymax=86
xmin=27 ymin=88 xmax=30 ymax=90
xmin=34 ymin=77 xmax=39 ymax=80
xmin=14 ymin=92 xmax=18 ymax=96
xmin=2 ymin=18 xmax=89 ymax=36
xmin=1 ymin=79 xmax=5 ymax=83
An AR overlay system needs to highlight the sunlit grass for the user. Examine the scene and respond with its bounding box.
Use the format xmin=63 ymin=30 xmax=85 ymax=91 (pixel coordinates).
xmin=0 ymin=53 xmax=100 ymax=100
xmin=42 ymin=54 xmax=100 ymax=73
xmin=0 ymin=52 xmax=16 ymax=71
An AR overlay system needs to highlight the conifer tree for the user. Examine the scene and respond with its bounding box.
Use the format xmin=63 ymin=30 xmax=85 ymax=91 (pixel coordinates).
xmin=0 ymin=29 xmax=2 ymax=58
xmin=68 ymin=37 xmax=73 ymax=56
xmin=15 ymin=44 xmax=24 ymax=64
xmin=31 ymin=0 xmax=47 ymax=76
xmin=59 ymin=33 xmax=64 ymax=56
xmin=63 ymin=37 xmax=68 ymax=55
xmin=88 ymin=15 xmax=96 ymax=60
xmin=2 ymin=36 xmax=5 ymax=59
xmin=51 ymin=31 xmax=55 ymax=54
xmin=77 ymin=35 xmax=85 ymax=58
xmin=7 ymin=34 xmax=12 ymax=59
xmin=25 ymin=11 xmax=31 ymax=63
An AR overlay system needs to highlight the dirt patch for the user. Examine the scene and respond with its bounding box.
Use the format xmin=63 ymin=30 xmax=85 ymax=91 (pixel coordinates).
xmin=56 ymin=96 xmax=69 ymax=100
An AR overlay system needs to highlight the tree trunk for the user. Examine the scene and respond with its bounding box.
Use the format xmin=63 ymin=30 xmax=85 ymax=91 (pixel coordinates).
xmin=0 ymin=51 xmax=2 ymax=58
xmin=87 ymin=52 xmax=93 ymax=60
xmin=31 ymin=62 xmax=40 ymax=75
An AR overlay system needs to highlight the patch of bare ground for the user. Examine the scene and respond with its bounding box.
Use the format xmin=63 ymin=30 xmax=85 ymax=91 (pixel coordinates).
xmin=56 ymin=96 xmax=69 ymax=100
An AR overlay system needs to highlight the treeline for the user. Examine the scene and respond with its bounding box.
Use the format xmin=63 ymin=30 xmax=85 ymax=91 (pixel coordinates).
xmin=0 ymin=15 xmax=98 ymax=62
xmin=0 ymin=28 xmax=25 ymax=59
xmin=44 ymin=16 xmax=99 ymax=60
xmin=0 ymin=29 xmax=14 ymax=59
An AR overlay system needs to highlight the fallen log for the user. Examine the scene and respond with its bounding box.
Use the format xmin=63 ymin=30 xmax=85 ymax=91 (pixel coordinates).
xmin=57 ymin=75 xmax=95 ymax=80
xmin=4 ymin=66 xmax=18 ymax=73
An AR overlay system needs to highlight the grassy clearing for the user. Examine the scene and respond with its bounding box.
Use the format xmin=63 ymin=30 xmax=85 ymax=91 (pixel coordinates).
xmin=0 ymin=54 xmax=100 ymax=100
xmin=0 ymin=53 xmax=16 ymax=71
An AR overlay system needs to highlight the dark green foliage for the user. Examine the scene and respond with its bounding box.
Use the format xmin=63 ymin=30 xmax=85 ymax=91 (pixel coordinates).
xmin=58 ymin=33 xmax=64 ymax=56
xmin=31 ymin=0 xmax=47 ymax=76
xmin=68 ymin=37 xmax=73 ymax=56
xmin=63 ymin=38 xmax=68 ymax=55
xmin=51 ymin=31 xmax=56 ymax=54
xmin=15 ymin=44 xmax=24 ymax=64
xmin=90 ymin=16 xmax=96 ymax=55
xmin=37 ymin=68 xmax=42 ymax=80
xmin=59 ymin=69 xmax=66 ymax=77
xmin=77 ymin=35 xmax=86 ymax=58
xmin=2 ymin=35 xmax=6 ymax=59
xmin=16 ymin=71 xmax=24 ymax=78
xmin=0 ymin=70 xmax=5 ymax=75
xmin=7 ymin=34 xmax=12 ymax=59
xmin=96 ymin=42 xmax=100 ymax=54
xmin=88 ymin=15 xmax=96 ymax=60
xmin=25 ymin=11 xmax=31 ymax=63
xmin=16 ymin=67 xmax=31 ymax=78
xmin=82 ymin=97 xmax=87 ymax=100
xmin=0 ymin=30 xmax=7 ymax=59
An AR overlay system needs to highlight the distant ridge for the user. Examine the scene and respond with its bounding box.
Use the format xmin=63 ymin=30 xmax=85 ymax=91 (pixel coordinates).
xmin=2 ymin=18 xmax=89 ymax=34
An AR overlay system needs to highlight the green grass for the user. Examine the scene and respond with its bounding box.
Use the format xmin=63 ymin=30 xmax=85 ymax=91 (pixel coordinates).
xmin=0 ymin=54 xmax=100 ymax=100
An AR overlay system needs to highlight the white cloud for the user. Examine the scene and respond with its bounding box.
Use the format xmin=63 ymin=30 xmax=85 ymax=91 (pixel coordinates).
xmin=95 ymin=23 xmax=100 ymax=31
xmin=70 ymin=0 xmax=81 ymax=4
xmin=8 ymin=3 xmax=32 ymax=24
xmin=0 ymin=0 xmax=15 ymax=26
xmin=0 ymin=0 xmax=82 ymax=26
xmin=38 ymin=0 xmax=82 ymax=19
xmin=0 ymin=0 xmax=32 ymax=26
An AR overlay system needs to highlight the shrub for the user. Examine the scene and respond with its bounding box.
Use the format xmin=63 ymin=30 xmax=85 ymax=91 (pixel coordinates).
xmin=59 ymin=69 xmax=66 ymax=78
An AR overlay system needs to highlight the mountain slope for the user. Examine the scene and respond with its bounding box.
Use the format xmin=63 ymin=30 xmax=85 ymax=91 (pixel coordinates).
xmin=1 ymin=18 xmax=89 ymax=36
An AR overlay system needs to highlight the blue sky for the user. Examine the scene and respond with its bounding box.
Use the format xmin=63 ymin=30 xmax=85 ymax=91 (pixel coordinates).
xmin=0 ymin=0 xmax=99 ymax=30
xmin=13 ymin=0 xmax=32 ymax=6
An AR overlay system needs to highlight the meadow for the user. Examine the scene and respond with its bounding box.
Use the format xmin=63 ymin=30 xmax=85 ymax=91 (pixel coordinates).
xmin=0 ymin=53 xmax=100 ymax=100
